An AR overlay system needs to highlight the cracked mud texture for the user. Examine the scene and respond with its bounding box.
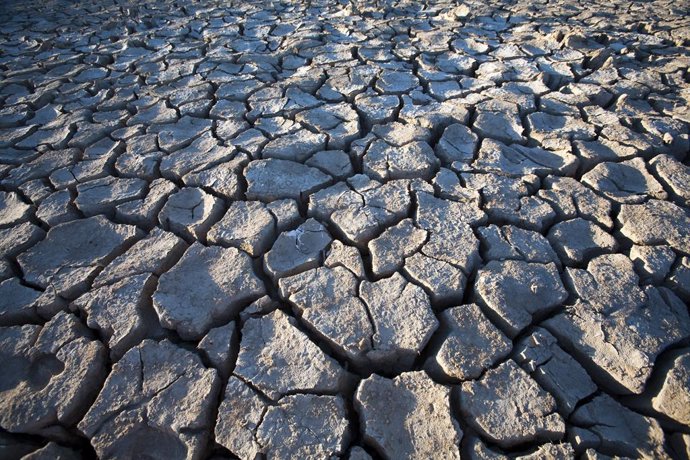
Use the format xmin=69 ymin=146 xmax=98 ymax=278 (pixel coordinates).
xmin=0 ymin=0 xmax=689 ymax=458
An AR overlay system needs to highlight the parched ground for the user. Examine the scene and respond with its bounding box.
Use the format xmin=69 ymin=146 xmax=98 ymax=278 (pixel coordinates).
xmin=0 ymin=0 xmax=689 ymax=458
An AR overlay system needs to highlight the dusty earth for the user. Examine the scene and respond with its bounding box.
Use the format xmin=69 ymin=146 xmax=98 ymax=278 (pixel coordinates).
xmin=0 ymin=0 xmax=690 ymax=458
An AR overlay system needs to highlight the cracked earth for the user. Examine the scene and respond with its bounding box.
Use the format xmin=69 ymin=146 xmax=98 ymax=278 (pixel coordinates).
xmin=0 ymin=0 xmax=689 ymax=458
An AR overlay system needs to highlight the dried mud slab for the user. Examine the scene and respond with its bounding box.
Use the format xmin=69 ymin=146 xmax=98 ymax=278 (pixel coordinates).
xmin=0 ymin=0 xmax=689 ymax=457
